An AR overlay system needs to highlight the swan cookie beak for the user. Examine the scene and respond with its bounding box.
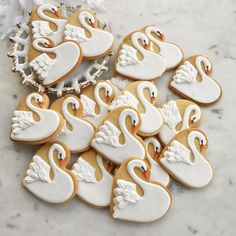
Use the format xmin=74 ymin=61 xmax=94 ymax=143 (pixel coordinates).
xmin=144 ymin=44 xmax=148 ymax=50
xmin=38 ymin=102 xmax=43 ymax=108
xmin=159 ymin=34 xmax=165 ymax=41
xmin=105 ymin=95 xmax=111 ymax=104
xmin=154 ymin=150 xmax=159 ymax=160
xmin=132 ymin=125 xmax=138 ymax=134
xmin=91 ymin=23 xmax=97 ymax=28
xmin=144 ymin=169 xmax=150 ymax=179
xmin=54 ymin=11 xmax=61 ymax=18
xmin=200 ymin=144 xmax=205 ymax=153
xmin=205 ymin=69 xmax=210 ymax=75
xmin=150 ymin=96 xmax=156 ymax=104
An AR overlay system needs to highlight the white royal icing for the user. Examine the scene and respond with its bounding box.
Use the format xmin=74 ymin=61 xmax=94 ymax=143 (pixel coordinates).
xmin=113 ymin=159 xmax=171 ymax=222
xmin=170 ymin=56 xmax=222 ymax=104
xmin=116 ymin=32 xmax=166 ymax=80
xmin=159 ymin=100 xmax=201 ymax=145
xmin=110 ymin=82 xmax=163 ymax=136
xmin=91 ymin=108 xmax=146 ymax=164
xmin=72 ymin=154 xmax=113 ymax=207
xmin=144 ymin=137 xmax=170 ymax=186
xmin=64 ymin=10 xmax=114 ymax=58
xmin=11 ymin=93 xmax=61 ymax=142
xmin=80 ymin=81 xmax=114 ymax=127
xmin=30 ymin=38 xmax=81 ymax=86
xmin=54 ymin=96 xmax=95 ymax=153
xmin=160 ymin=131 xmax=213 ymax=188
xmin=23 ymin=143 xmax=75 ymax=203
xmin=32 ymin=4 xmax=67 ymax=45
xmin=145 ymin=26 xmax=183 ymax=70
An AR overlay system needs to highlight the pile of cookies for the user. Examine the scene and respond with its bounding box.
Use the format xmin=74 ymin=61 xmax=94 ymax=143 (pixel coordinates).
xmin=9 ymin=3 xmax=222 ymax=223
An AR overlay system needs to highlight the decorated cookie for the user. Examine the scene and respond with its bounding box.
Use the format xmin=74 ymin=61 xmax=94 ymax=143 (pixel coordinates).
xmin=23 ymin=142 xmax=78 ymax=203
xmin=50 ymin=95 xmax=95 ymax=153
xmin=114 ymin=31 xmax=166 ymax=80
xmin=160 ymin=129 xmax=213 ymax=188
xmin=64 ymin=9 xmax=114 ymax=60
xmin=31 ymin=3 xmax=67 ymax=45
xmin=91 ymin=106 xmax=146 ymax=165
xmin=110 ymin=158 xmax=171 ymax=222
xmin=10 ymin=93 xmax=63 ymax=145
xmin=80 ymin=80 xmax=115 ymax=127
xmin=72 ymin=148 xmax=115 ymax=207
xmin=143 ymin=25 xmax=183 ymax=70
xmin=144 ymin=137 xmax=170 ymax=186
xmin=109 ymin=81 xmax=163 ymax=136
xmin=28 ymin=38 xmax=82 ymax=87
xmin=169 ymin=55 xmax=222 ymax=106
xmin=159 ymin=99 xmax=202 ymax=145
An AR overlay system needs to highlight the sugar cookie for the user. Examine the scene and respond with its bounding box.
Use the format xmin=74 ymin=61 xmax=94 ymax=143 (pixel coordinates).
xmin=143 ymin=25 xmax=183 ymax=70
xmin=23 ymin=142 xmax=78 ymax=203
xmin=50 ymin=95 xmax=95 ymax=153
xmin=110 ymin=158 xmax=171 ymax=222
xmin=28 ymin=38 xmax=82 ymax=87
xmin=72 ymin=148 xmax=115 ymax=207
xmin=80 ymin=81 xmax=115 ymax=127
xmin=91 ymin=106 xmax=146 ymax=165
xmin=64 ymin=9 xmax=114 ymax=60
xmin=169 ymin=55 xmax=222 ymax=106
xmin=159 ymin=99 xmax=202 ymax=145
xmin=10 ymin=93 xmax=63 ymax=145
xmin=144 ymin=137 xmax=170 ymax=186
xmin=31 ymin=3 xmax=67 ymax=45
xmin=160 ymin=129 xmax=213 ymax=188
xmin=109 ymin=81 xmax=163 ymax=136
xmin=114 ymin=31 xmax=166 ymax=80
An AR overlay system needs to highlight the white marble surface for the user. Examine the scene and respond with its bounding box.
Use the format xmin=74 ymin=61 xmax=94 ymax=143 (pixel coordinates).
xmin=0 ymin=0 xmax=236 ymax=235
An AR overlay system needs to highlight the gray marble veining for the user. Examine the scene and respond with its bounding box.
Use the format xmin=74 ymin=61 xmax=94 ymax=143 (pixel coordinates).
xmin=0 ymin=0 xmax=236 ymax=235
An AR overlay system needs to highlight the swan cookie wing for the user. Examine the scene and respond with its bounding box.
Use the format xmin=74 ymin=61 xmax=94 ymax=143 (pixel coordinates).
xmin=29 ymin=53 xmax=55 ymax=81
xmin=64 ymin=24 xmax=87 ymax=42
xmin=160 ymin=101 xmax=182 ymax=129
xmin=118 ymin=45 xmax=139 ymax=67
xmin=163 ymin=140 xmax=192 ymax=165
xmin=11 ymin=111 xmax=36 ymax=135
xmin=110 ymin=77 xmax=131 ymax=91
xmin=72 ymin=158 xmax=96 ymax=183
xmin=109 ymin=91 xmax=139 ymax=111
xmin=113 ymin=179 xmax=142 ymax=209
xmin=32 ymin=21 xmax=54 ymax=39
xmin=24 ymin=155 xmax=51 ymax=184
xmin=172 ymin=61 xmax=198 ymax=84
xmin=80 ymin=95 xmax=97 ymax=117
xmin=93 ymin=121 xmax=122 ymax=147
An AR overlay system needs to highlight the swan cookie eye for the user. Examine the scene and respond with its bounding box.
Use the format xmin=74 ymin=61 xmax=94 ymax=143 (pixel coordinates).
xmin=132 ymin=120 xmax=137 ymax=127
xmin=141 ymin=166 xmax=147 ymax=173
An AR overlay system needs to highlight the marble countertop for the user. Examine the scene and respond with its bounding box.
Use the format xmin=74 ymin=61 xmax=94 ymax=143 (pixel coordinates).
xmin=0 ymin=0 xmax=236 ymax=235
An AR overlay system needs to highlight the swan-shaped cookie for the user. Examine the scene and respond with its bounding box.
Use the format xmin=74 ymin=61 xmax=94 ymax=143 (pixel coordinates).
xmin=159 ymin=100 xmax=202 ymax=145
xmin=29 ymin=38 xmax=82 ymax=87
xmin=114 ymin=31 xmax=166 ymax=80
xmin=10 ymin=93 xmax=63 ymax=145
xmin=144 ymin=26 xmax=183 ymax=70
xmin=72 ymin=148 xmax=114 ymax=207
xmin=50 ymin=95 xmax=95 ymax=153
xmin=64 ymin=9 xmax=114 ymax=60
xmin=109 ymin=81 xmax=163 ymax=136
xmin=144 ymin=137 xmax=170 ymax=186
xmin=111 ymin=159 xmax=171 ymax=222
xmin=80 ymin=81 xmax=115 ymax=127
xmin=160 ymin=129 xmax=213 ymax=188
xmin=91 ymin=106 xmax=146 ymax=164
xmin=31 ymin=3 xmax=67 ymax=45
xmin=170 ymin=55 xmax=222 ymax=105
xmin=23 ymin=142 xmax=78 ymax=203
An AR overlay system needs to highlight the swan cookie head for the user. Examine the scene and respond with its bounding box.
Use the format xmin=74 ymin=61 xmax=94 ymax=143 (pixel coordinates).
xmin=144 ymin=137 xmax=162 ymax=161
xmin=144 ymin=25 xmax=165 ymax=41
xmin=131 ymin=31 xmax=149 ymax=50
xmin=195 ymin=55 xmax=212 ymax=75
xmin=37 ymin=3 xmax=61 ymax=18
xmin=78 ymin=9 xmax=98 ymax=28
xmin=23 ymin=92 xmax=49 ymax=109
xmin=33 ymin=38 xmax=55 ymax=49
xmin=50 ymin=142 xmax=70 ymax=167
xmin=188 ymin=130 xmax=208 ymax=153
